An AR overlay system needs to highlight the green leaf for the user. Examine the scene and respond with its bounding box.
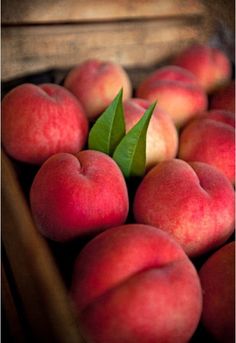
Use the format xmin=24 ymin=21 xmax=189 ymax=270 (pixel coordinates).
xmin=113 ymin=102 xmax=157 ymax=178
xmin=88 ymin=88 xmax=125 ymax=155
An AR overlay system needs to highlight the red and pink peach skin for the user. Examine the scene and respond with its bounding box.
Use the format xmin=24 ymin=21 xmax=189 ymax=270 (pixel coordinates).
xmin=210 ymin=80 xmax=235 ymax=112
xmin=133 ymin=159 xmax=235 ymax=257
xmin=123 ymin=98 xmax=178 ymax=169
xmin=199 ymin=241 xmax=235 ymax=343
xmin=30 ymin=150 xmax=129 ymax=242
xmin=64 ymin=59 xmax=132 ymax=121
xmin=71 ymin=224 xmax=202 ymax=343
xmin=178 ymin=110 xmax=235 ymax=183
xmin=173 ymin=44 xmax=232 ymax=93
xmin=136 ymin=65 xmax=208 ymax=127
xmin=1 ymin=83 xmax=89 ymax=165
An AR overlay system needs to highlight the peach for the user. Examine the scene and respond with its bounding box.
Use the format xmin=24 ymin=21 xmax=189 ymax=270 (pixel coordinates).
xmin=210 ymin=80 xmax=235 ymax=112
xmin=178 ymin=110 xmax=235 ymax=183
xmin=173 ymin=44 xmax=232 ymax=93
xmin=133 ymin=159 xmax=235 ymax=257
xmin=199 ymin=241 xmax=235 ymax=343
xmin=136 ymin=65 xmax=207 ymax=127
xmin=123 ymin=98 xmax=178 ymax=169
xmin=64 ymin=59 xmax=132 ymax=121
xmin=1 ymin=83 xmax=88 ymax=165
xmin=70 ymin=224 xmax=202 ymax=343
xmin=30 ymin=150 xmax=129 ymax=242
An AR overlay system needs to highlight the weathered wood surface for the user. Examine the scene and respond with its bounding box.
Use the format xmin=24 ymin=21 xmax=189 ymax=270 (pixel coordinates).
xmin=2 ymin=0 xmax=206 ymax=24
xmin=2 ymin=16 xmax=210 ymax=81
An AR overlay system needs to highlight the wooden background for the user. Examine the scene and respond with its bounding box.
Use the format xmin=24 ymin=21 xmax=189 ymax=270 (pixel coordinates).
xmin=1 ymin=0 xmax=218 ymax=81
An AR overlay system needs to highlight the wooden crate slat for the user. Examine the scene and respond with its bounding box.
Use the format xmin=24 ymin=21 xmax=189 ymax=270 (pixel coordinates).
xmin=2 ymin=17 xmax=211 ymax=81
xmin=1 ymin=151 xmax=85 ymax=342
xmin=2 ymin=0 xmax=206 ymax=24
xmin=2 ymin=262 xmax=27 ymax=342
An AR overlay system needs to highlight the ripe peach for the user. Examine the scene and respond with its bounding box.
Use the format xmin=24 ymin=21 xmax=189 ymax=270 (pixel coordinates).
xmin=30 ymin=150 xmax=129 ymax=242
xmin=173 ymin=44 xmax=232 ymax=93
xmin=1 ymin=83 xmax=88 ymax=165
xmin=133 ymin=159 xmax=235 ymax=257
xmin=199 ymin=241 xmax=235 ymax=343
xmin=123 ymin=98 xmax=178 ymax=169
xmin=71 ymin=224 xmax=202 ymax=343
xmin=210 ymin=80 xmax=235 ymax=112
xmin=136 ymin=65 xmax=207 ymax=127
xmin=178 ymin=110 xmax=235 ymax=183
xmin=64 ymin=59 xmax=132 ymax=121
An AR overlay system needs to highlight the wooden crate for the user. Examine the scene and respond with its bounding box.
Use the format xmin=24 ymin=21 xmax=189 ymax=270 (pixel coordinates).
xmin=1 ymin=1 xmax=234 ymax=342
xmin=2 ymin=0 xmax=216 ymax=82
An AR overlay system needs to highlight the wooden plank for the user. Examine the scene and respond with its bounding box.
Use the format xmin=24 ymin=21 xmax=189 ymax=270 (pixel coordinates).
xmin=2 ymin=16 xmax=211 ymax=81
xmin=2 ymin=0 xmax=206 ymax=24
xmin=1 ymin=151 xmax=85 ymax=343
xmin=2 ymin=262 xmax=27 ymax=342
xmin=201 ymin=0 xmax=235 ymax=32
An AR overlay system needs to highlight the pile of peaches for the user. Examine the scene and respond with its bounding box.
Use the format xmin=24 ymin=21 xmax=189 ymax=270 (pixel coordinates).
xmin=2 ymin=44 xmax=235 ymax=343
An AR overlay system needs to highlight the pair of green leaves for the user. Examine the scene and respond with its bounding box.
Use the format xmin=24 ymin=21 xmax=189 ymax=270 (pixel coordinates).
xmin=88 ymin=89 xmax=156 ymax=178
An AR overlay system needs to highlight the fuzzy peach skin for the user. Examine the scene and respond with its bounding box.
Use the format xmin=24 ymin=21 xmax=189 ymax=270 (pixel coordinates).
xmin=30 ymin=150 xmax=129 ymax=241
xmin=64 ymin=59 xmax=132 ymax=121
xmin=173 ymin=44 xmax=232 ymax=93
xmin=178 ymin=110 xmax=235 ymax=183
xmin=136 ymin=65 xmax=207 ymax=127
xmin=70 ymin=224 xmax=202 ymax=343
xmin=199 ymin=241 xmax=235 ymax=343
xmin=123 ymin=98 xmax=178 ymax=169
xmin=1 ymin=83 xmax=88 ymax=165
xmin=210 ymin=80 xmax=235 ymax=112
xmin=133 ymin=159 xmax=235 ymax=257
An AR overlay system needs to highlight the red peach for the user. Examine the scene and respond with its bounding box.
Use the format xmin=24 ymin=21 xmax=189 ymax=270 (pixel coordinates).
xmin=178 ymin=110 xmax=235 ymax=183
xmin=199 ymin=241 xmax=235 ymax=343
xmin=1 ymin=83 xmax=88 ymax=165
xmin=133 ymin=159 xmax=235 ymax=257
xmin=30 ymin=150 xmax=129 ymax=241
xmin=64 ymin=59 xmax=132 ymax=121
xmin=210 ymin=81 xmax=235 ymax=112
xmin=173 ymin=44 xmax=232 ymax=93
xmin=136 ymin=65 xmax=207 ymax=127
xmin=201 ymin=109 xmax=235 ymax=127
xmin=123 ymin=98 xmax=178 ymax=169
xmin=71 ymin=224 xmax=202 ymax=343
